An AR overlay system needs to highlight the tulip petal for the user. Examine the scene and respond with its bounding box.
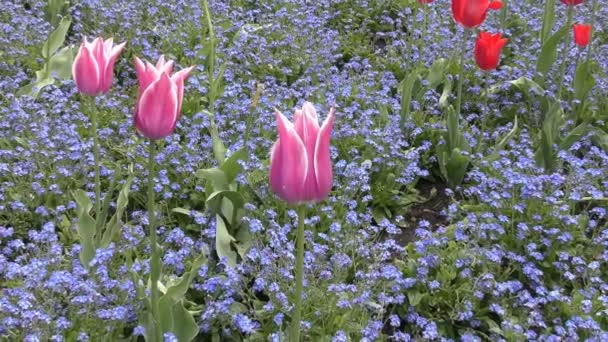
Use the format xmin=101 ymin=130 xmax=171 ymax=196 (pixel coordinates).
xmin=269 ymin=110 xmax=308 ymax=204
xmin=100 ymin=41 xmax=125 ymax=93
xmin=72 ymin=42 xmax=100 ymax=95
xmin=156 ymin=55 xmax=174 ymax=75
xmin=313 ymin=107 xmax=335 ymax=201
xmin=135 ymin=72 xmax=179 ymax=140
xmin=488 ymin=0 xmax=503 ymax=10
xmin=170 ymin=66 xmax=194 ymax=117
xmin=135 ymin=57 xmax=160 ymax=96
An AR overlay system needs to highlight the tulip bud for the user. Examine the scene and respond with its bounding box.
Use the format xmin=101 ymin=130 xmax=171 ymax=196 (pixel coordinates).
xmin=72 ymin=37 xmax=126 ymax=96
xmin=474 ymin=31 xmax=508 ymax=71
xmin=451 ymin=0 xmax=503 ymax=28
xmin=269 ymin=103 xmax=335 ymax=205
xmin=572 ymin=23 xmax=592 ymax=48
xmin=133 ymin=56 xmax=193 ymax=140
xmin=560 ymin=0 xmax=584 ymax=5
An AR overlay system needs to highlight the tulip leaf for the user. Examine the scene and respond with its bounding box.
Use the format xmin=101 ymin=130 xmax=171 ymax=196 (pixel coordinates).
xmin=207 ymin=190 xmax=244 ymax=223
xmin=49 ymin=46 xmax=74 ymax=80
xmin=534 ymin=100 xmax=563 ymax=171
xmin=495 ymin=116 xmax=519 ymax=152
xmin=400 ymin=69 xmax=420 ymax=128
xmin=220 ymin=147 xmax=247 ymax=184
xmin=540 ymin=0 xmax=556 ymax=46
xmin=72 ymin=189 xmax=96 ymax=268
xmin=427 ymin=58 xmax=448 ymax=89
xmin=196 ymin=168 xmax=229 ymax=191
xmin=574 ymin=61 xmax=596 ymax=101
xmin=171 ymin=302 xmax=199 ymax=342
xmin=438 ymin=76 xmax=452 ymax=109
xmin=42 ymin=17 xmax=71 ymax=59
xmin=101 ymin=173 xmax=134 ymax=248
xmin=535 ymin=25 xmax=568 ymax=78
xmin=215 ymin=214 xmax=238 ymax=266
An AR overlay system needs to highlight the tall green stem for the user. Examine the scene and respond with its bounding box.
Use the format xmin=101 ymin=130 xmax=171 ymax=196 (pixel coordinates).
xmin=455 ymin=28 xmax=469 ymax=119
xmin=585 ymin=0 xmax=598 ymax=66
xmin=578 ymin=0 xmax=598 ymax=122
xmin=147 ymin=139 xmax=162 ymax=342
xmin=500 ymin=0 xmax=508 ymax=29
xmin=86 ymin=97 xmax=102 ymax=238
xmin=291 ymin=205 xmax=307 ymax=342
xmin=243 ymin=83 xmax=262 ymax=149
xmin=419 ymin=4 xmax=429 ymax=66
xmin=556 ymin=6 xmax=574 ymax=99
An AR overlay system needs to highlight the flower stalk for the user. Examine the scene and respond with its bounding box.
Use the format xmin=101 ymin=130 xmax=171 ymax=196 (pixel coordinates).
xmin=147 ymin=139 xmax=162 ymax=342
xmin=291 ymin=205 xmax=307 ymax=342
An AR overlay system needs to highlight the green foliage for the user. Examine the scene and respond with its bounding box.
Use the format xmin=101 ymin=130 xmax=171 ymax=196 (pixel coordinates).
xmin=535 ymin=25 xmax=568 ymax=82
xmin=195 ymin=148 xmax=251 ymax=266
xmin=436 ymin=107 xmax=471 ymax=188
xmin=18 ymin=12 xmax=74 ymax=98
xmin=72 ymin=168 xmax=135 ymax=268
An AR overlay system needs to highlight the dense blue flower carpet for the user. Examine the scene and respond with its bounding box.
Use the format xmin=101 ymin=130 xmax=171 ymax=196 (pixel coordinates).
xmin=0 ymin=0 xmax=607 ymax=340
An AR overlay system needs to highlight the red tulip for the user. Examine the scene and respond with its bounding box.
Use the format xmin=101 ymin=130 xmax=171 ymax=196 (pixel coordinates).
xmin=72 ymin=37 xmax=125 ymax=96
xmin=418 ymin=0 xmax=434 ymax=3
xmin=474 ymin=31 xmax=508 ymax=70
xmin=560 ymin=0 xmax=584 ymax=5
xmin=572 ymin=23 xmax=592 ymax=47
xmin=269 ymin=102 xmax=335 ymax=204
xmin=452 ymin=0 xmax=503 ymax=28
xmin=133 ymin=56 xmax=193 ymax=140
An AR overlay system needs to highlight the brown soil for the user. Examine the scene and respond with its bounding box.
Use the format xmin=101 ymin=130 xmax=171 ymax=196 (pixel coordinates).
xmin=392 ymin=179 xmax=452 ymax=246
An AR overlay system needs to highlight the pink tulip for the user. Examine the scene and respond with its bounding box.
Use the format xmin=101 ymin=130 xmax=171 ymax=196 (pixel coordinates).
xmin=133 ymin=56 xmax=193 ymax=140
xmin=269 ymin=102 xmax=335 ymax=204
xmin=72 ymin=37 xmax=126 ymax=95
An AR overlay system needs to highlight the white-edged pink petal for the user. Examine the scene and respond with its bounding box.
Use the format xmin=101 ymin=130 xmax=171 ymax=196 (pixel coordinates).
xmin=135 ymin=72 xmax=179 ymax=140
xmin=269 ymin=110 xmax=308 ymax=204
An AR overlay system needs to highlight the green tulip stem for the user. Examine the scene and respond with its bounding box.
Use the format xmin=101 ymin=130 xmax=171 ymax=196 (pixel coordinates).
xmin=291 ymin=205 xmax=307 ymax=342
xmin=84 ymin=96 xmax=102 ymax=238
xmin=147 ymin=139 xmax=162 ymax=342
xmin=557 ymin=5 xmax=574 ymax=99
xmin=578 ymin=0 xmax=598 ymax=122
xmin=455 ymin=28 xmax=469 ymax=120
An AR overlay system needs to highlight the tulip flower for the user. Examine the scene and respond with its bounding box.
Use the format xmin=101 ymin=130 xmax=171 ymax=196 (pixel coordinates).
xmin=572 ymin=23 xmax=592 ymax=47
xmin=133 ymin=56 xmax=193 ymax=140
xmin=474 ymin=31 xmax=508 ymax=70
xmin=72 ymin=37 xmax=126 ymax=96
xmin=560 ymin=0 xmax=584 ymax=5
xmin=418 ymin=0 xmax=434 ymax=3
xmin=269 ymin=102 xmax=335 ymax=205
xmin=452 ymin=0 xmax=503 ymax=28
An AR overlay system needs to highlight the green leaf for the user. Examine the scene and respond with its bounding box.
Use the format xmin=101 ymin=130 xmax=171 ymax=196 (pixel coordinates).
xmin=163 ymin=254 xmax=207 ymax=303
xmin=72 ymin=190 xmax=96 ymax=267
xmin=42 ymin=18 xmax=71 ymax=59
xmin=540 ymin=0 xmax=556 ymax=45
xmin=438 ymin=76 xmax=452 ymax=109
xmin=195 ymin=168 xmax=229 ymax=190
xmin=496 ymin=116 xmax=518 ymax=151
xmin=535 ymin=25 xmax=568 ymax=77
xmin=49 ymin=46 xmax=74 ymax=79
xmin=573 ymin=61 xmax=596 ymax=101
xmin=220 ymin=147 xmax=247 ymax=183
xmin=445 ymin=148 xmax=470 ymax=188
xmin=427 ymin=58 xmax=448 ymax=89
xmin=408 ymin=290 xmax=423 ymax=307
xmin=559 ymin=123 xmax=592 ymax=151
xmin=206 ymin=190 xmax=245 ymax=214
xmin=171 ymin=302 xmax=199 ymax=342
xmin=400 ymin=69 xmax=420 ymax=127
xmin=215 ymin=214 xmax=237 ymax=266
xmin=100 ymin=174 xmax=134 ymax=247
xmin=16 ymin=70 xmax=55 ymax=97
